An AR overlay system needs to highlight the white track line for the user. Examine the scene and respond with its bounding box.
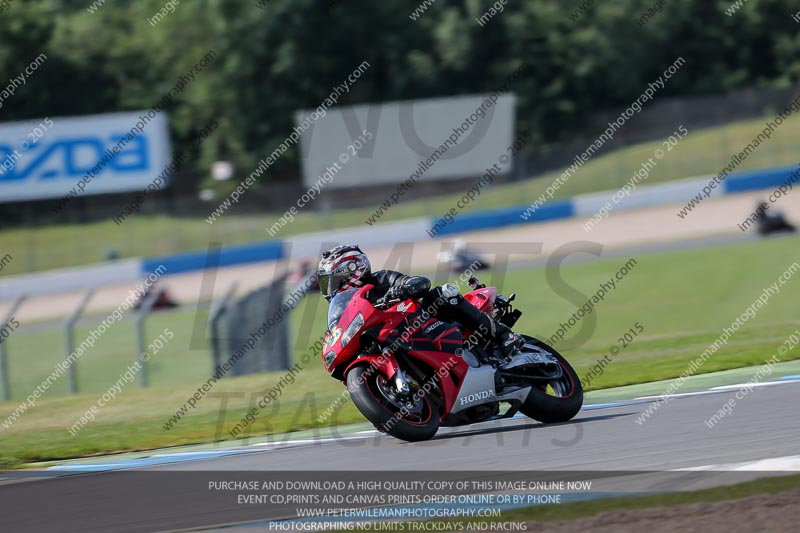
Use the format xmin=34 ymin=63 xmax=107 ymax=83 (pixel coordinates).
xmin=675 ymin=455 xmax=800 ymax=472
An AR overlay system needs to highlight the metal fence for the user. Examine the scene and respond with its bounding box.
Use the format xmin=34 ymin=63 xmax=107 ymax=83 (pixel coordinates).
xmin=0 ymin=276 xmax=302 ymax=402
xmin=210 ymin=275 xmax=292 ymax=376
xmin=0 ymin=288 xmax=172 ymax=401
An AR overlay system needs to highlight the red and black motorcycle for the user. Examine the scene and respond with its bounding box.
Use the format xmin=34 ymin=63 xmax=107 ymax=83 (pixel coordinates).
xmin=320 ymin=277 xmax=583 ymax=441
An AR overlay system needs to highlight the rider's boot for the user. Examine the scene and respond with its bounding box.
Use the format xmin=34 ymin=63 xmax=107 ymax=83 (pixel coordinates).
xmin=431 ymin=286 xmax=523 ymax=359
xmin=487 ymin=317 xmax=524 ymax=358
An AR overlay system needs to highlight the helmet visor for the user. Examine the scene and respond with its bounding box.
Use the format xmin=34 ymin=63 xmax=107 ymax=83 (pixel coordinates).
xmin=318 ymin=269 xmax=350 ymax=300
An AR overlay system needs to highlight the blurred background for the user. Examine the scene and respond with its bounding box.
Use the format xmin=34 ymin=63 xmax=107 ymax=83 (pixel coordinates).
xmin=1 ymin=0 xmax=800 ymax=467
xmin=1 ymin=0 xmax=800 ymax=270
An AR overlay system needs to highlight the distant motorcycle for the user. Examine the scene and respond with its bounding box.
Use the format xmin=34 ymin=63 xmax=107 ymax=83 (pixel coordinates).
xmin=320 ymin=277 xmax=583 ymax=441
xmin=757 ymin=212 xmax=796 ymax=236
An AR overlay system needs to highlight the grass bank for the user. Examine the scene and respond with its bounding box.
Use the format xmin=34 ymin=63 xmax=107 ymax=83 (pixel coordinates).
xmin=1 ymin=234 xmax=798 ymax=467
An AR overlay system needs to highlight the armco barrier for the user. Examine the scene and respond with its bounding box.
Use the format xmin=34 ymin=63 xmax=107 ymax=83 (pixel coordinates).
xmin=284 ymin=218 xmax=432 ymax=259
xmin=432 ymin=200 xmax=573 ymax=237
xmin=141 ymin=240 xmax=285 ymax=276
xmin=3 ymin=164 xmax=795 ymax=300
xmin=0 ymin=259 xmax=142 ymax=299
xmin=723 ymin=165 xmax=798 ymax=194
xmin=572 ymin=175 xmax=725 ymax=217
xmin=429 ymin=163 xmax=799 ymax=237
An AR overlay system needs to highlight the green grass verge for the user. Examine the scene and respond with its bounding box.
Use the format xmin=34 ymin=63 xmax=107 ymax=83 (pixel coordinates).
xmin=0 ymin=234 xmax=799 ymax=468
xmin=2 ymin=114 xmax=799 ymax=276
xmin=355 ymin=474 xmax=800 ymax=532
xmin=502 ymin=474 xmax=800 ymax=523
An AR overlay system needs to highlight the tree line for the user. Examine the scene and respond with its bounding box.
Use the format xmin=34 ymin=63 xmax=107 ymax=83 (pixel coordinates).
xmin=1 ymin=0 xmax=798 ymax=195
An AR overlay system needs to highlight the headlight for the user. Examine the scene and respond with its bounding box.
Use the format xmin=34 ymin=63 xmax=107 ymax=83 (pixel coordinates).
xmin=323 ymin=351 xmax=337 ymax=368
xmin=341 ymin=313 xmax=364 ymax=347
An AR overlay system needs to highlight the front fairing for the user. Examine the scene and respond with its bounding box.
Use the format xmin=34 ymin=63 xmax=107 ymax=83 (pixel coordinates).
xmin=321 ymin=286 xmax=412 ymax=377
xmin=322 ymin=286 xmax=378 ymax=375
xmin=464 ymin=286 xmax=496 ymax=314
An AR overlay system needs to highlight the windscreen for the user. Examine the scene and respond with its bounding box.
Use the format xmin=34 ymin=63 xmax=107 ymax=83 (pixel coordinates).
xmin=327 ymin=288 xmax=357 ymax=331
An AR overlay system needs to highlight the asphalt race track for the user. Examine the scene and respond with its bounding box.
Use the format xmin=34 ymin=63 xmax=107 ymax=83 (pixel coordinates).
xmin=162 ymin=380 xmax=800 ymax=473
xmin=2 ymin=379 xmax=799 ymax=532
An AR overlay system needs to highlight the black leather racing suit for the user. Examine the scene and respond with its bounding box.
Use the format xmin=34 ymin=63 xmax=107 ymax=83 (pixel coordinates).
xmin=363 ymin=270 xmax=513 ymax=350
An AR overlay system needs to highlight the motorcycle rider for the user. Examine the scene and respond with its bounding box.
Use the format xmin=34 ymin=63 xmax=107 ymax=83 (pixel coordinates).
xmin=317 ymin=244 xmax=522 ymax=358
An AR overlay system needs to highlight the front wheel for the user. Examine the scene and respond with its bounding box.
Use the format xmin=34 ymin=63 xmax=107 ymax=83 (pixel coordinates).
xmin=517 ymin=336 xmax=583 ymax=424
xmin=346 ymin=364 xmax=440 ymax=442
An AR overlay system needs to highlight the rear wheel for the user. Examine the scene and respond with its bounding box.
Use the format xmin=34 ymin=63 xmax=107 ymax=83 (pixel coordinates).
xmin=516 ymin=336 xmax=583 ymax=423
xmin=346 ymin=364 xmax=440 ymax=442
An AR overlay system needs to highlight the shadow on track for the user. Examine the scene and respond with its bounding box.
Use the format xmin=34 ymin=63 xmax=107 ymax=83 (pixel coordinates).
xmin=424 ymin=412 xmax=637 ymax=442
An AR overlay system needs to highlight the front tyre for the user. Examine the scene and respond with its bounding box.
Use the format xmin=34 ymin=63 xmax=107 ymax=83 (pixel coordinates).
xmin=518 ymin=336 xmax=583 ymax=424
xmin=346 ymin=364 xmax=440 ymax=442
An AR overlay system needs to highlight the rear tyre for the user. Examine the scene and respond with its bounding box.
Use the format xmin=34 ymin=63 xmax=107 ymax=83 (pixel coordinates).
xmin=346 ymin=364 xmax=440 ymax=442
xmin=518 ymin=336 xmax=583 ymax=424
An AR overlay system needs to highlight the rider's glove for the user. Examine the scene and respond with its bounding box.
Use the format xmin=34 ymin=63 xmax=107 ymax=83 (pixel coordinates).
xmin=403 ymin=276 xmax=431 ymax=299
xmin=385 ymin=285 xmax=408 ymax=302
